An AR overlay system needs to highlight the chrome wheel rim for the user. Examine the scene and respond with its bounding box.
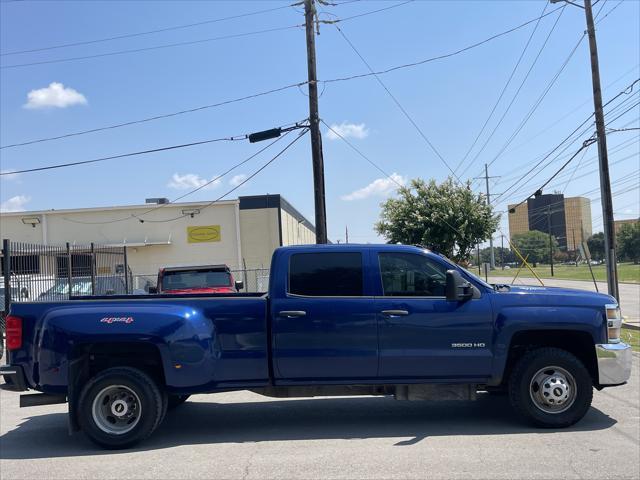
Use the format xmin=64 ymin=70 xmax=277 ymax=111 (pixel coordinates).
xmin=91 ymin=385 xmax=142 ymax=435
xmin=529 ymin=366 xmax=576 ymax=414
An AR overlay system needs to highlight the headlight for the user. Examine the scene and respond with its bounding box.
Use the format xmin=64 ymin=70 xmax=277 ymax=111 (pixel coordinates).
xmin=605 ymin=304 xmax=622 ymax=343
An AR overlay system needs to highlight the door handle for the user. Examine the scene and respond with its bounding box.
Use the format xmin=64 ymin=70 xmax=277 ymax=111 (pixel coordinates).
xmin=381 ymin=309 xmax=409 ymax=317
xmin=279 ymin=310 xmax=307 ymax=318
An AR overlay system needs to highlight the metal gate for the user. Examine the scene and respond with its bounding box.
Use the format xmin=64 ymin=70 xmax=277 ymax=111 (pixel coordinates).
xmin=1 ymin=240 xmax=130 ymax=325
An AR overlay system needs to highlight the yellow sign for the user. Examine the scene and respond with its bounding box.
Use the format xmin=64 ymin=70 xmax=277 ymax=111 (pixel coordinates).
xmin=187 ymin=225 xmax=221 ymax=243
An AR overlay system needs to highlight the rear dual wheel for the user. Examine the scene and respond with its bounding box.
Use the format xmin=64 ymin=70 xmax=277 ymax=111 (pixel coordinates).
xmin=78 ymin=367 xmax=164 ymax=449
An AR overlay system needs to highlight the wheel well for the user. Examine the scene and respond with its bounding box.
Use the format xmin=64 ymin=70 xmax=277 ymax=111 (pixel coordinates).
xmin=503 ymin=330 xmax=598 ymax=385
xmin=72 ymin=342 xmax=166 ymax=388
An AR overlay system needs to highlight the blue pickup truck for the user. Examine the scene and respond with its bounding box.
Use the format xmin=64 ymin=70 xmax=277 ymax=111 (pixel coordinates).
xmin=1 ymin=244 xmax=632 ymax=449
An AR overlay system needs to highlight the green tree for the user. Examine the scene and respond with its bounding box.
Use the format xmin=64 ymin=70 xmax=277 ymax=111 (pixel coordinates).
xmin=617 ymin=222 xmax=640 ymax=264
xmin=375 ymin=178 xmax=499 ymax=262
xmin=511 ymin=230 xmax=558 ymax=265
xmin=587 ymin=232 xmax=605 ymax=261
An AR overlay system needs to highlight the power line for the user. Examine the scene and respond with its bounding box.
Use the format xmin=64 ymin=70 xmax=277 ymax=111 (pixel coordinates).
xmin=483 ymin=33 xmax=586 ymax=172
xmin=333 ymin=23 xmax=462 ymax=183
xmin=0 ymin=1 xmax=413 ymax=69
xmin=134 ymin=128 xmax=310 ymax=224
xmin=60 ymin=130 xmax=300 ymax=225
xmin=1 ymin=4 xmax=567 ymax=150
xmin=0 ymin=83 xmax=307 ymax=149
xmin=0 ymin=3 xmax=296 ymax=56
xmin=0 ymin=120 xmax=307 ymax=175
xmin=320 ymin=119 xmax=401 ymax=187
xmin=491 ymin=78 xmax=640 ymax=204
xmin=460 ymin=6 xmax=567 ymax=177
xmin=453 ymin=2 xmax=557 ymax=175
xmin=1 ymin=24 xmax=304 ymax=69
xmin=321 ymin=4 xmax=565 ymax=85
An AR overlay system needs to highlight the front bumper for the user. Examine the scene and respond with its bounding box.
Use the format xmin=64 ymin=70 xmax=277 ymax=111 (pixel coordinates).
xmin=0 ymin=364 xmax=28 ymax=392
xmin=596 ymin=342 xmax=632 ymax=386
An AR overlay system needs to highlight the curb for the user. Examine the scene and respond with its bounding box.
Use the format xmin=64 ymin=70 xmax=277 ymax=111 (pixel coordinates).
xmin=622 ymin=324 xmax=640 ymax=332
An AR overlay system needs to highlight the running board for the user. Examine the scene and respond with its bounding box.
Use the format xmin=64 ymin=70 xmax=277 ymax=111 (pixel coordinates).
xmin=20 ymin=393 xmax=67 ymax=408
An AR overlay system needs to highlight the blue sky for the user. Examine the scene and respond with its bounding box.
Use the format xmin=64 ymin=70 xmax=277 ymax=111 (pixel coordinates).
xmin=1 ymin=0 xmax=638 ymax=244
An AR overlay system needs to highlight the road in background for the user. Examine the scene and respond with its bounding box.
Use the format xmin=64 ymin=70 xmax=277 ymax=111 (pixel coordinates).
xmin=489 ymin=276 xmax=640 ymax=327
xmin=1 ymin=356 xmax=638 ymax=480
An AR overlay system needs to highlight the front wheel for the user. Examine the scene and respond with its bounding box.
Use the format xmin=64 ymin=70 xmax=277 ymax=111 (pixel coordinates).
xmin=509 ymin=347 xmax=593 ymax=428
xmin=78 ymin=367 xmax=163 ymax=449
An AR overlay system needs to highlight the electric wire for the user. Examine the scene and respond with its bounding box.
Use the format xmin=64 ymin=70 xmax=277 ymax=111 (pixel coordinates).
xmin=1 ymin=24 xmax=304 ymax=69
xmin=333 ymin=23 xmax=462 ymax=183
xmin=59 ymin=130 xmax=297 ymax=225
xmin=0 ymin=83 xmax=308 ymax=149
xmin=453 ymin=2 xmax=558 ymax=176
xmin=0 ymin=3 xmax=297 ymax=56
xmin=0 ymin=120 xmax=307 ymax=175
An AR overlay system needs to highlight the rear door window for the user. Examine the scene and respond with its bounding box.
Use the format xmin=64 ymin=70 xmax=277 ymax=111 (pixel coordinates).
xmin=289 ymin=252 xmax=363 ymax=296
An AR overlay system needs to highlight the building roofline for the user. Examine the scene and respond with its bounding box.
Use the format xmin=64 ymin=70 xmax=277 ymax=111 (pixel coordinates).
xmin=0 ymin=199 xmax=239 ymax=217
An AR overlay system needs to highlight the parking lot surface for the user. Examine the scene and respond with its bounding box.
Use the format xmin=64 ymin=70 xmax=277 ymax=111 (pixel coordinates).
xmin=1 ymin=356 xmax=638 ymax=480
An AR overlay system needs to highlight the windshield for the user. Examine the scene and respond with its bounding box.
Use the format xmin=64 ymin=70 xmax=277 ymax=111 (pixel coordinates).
xmin=162 ymin=269 xmax=231 ymax=290
xmin=436 ymin=254 xmax=493 ymax=290
xmin=44 ymin=277 xmax=125 ymax=296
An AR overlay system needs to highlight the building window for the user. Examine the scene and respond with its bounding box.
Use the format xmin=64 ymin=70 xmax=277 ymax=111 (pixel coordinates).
xmin=56 ymin=254 xmax=93 ymax=277
xmin=378 ymin=252 xmax=447 ymax=297
xmin=0 ymin=255 xmax=40 ymax=275
xmin=289 ymin=252 xmax=363 ymax=296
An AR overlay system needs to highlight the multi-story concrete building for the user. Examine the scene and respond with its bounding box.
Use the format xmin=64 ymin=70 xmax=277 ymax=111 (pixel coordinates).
xmin=508 ymin=194 xmax=592 ymax=251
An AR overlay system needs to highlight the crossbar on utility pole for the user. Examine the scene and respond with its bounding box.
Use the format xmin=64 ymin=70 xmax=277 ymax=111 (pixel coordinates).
xmin=304 ymin=0 xmax=328 ymax=244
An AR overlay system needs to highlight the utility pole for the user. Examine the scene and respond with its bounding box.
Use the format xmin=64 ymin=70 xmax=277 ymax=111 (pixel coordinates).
xmin=304 ymin=0 xmax=328 ymax=244
xmin=477 ymin=244 xmax=481 ymax=275
xmin=501 ymin=234 xmax=505 ymax=270
xmin=550 ymin=0 xmax=618 ymax=300
xmin=584 ymin=0 xmax=618 ymax=300
xmin=547 ymin=206 xmax=555 ymax=277
xmin=345 ymin=225 xmax=349 ymax=244
xmin=572 ymin=228 xmax=578 ymax=266
xmin=476 ymin=164 xmax=498 ymax=269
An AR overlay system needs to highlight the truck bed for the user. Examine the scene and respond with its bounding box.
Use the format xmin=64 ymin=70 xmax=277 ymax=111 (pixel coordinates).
xmin=9 ymin=294 xmax=270 ymax=394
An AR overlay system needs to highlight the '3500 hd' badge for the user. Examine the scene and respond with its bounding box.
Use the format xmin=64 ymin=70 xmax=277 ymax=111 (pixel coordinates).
xmin=100 ymin=317 xmax=134 ymax=324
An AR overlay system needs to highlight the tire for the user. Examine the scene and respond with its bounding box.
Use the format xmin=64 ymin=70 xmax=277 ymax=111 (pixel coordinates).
xmin=78 ymin=367 xmax=163 ymax=449
xmin=167 ymin=394 xmax=190 ymax=410
xmin=508 ymin=347 xmax=593 ymax=428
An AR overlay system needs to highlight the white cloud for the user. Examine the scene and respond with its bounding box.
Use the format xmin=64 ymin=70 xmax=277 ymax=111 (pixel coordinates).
xmin=229 ymin=174 xmax=248 ymax=187
xmin=326 ymin=122 xmax=369 ymax=141
xmin=24 ymin=82 xmax=88 ymax=109
xmin=0 ymin=169 xmax=20 ymax=181
xmin=341 ymin=173 xmax=406 ymax=201
xmin=167 ymin=173 xmax=220 ymax=190
xmin=0 ymin=195 xmax=31 ymax=212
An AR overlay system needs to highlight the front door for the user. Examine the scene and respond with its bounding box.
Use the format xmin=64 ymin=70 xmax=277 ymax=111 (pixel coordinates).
xmin=271 ymin=250 xmax=378 ymax=382
xmin=374 ymin=251 xmax=493 ymax=380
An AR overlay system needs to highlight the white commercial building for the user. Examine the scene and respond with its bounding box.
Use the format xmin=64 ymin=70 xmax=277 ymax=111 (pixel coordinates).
xmin=0 ymin=194 xmax=316 ymax=283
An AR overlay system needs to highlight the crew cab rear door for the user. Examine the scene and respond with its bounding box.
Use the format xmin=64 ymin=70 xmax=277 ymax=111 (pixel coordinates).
xmin=373 ymin=249 xmax=494 ymax=380
xmin=270 ymin=249 xmax=378 ymax=381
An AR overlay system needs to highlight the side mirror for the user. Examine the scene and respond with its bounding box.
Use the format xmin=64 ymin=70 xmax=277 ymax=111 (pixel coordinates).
xmin=235 ymin=280 xmax=244 ymax=291
xmin=148 ymin=286 xmax=158 ymax=294
xmin=20 ymin=287 xmax=29 ymax=299
xmin=445 ymin=270 xmax=473 ymax=302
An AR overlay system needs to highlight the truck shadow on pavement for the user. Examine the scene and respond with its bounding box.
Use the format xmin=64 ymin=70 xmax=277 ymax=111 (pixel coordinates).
xmin=0 ymin=394 xmax=617 ymax=459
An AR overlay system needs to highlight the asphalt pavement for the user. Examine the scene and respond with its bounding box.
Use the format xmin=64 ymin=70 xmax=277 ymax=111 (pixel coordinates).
xmin=1 ymin=355 xmax=638 ymax=480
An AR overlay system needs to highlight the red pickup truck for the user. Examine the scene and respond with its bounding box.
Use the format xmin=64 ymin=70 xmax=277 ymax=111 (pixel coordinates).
xmin=152 ymin=264 xmax=243 ymax=294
